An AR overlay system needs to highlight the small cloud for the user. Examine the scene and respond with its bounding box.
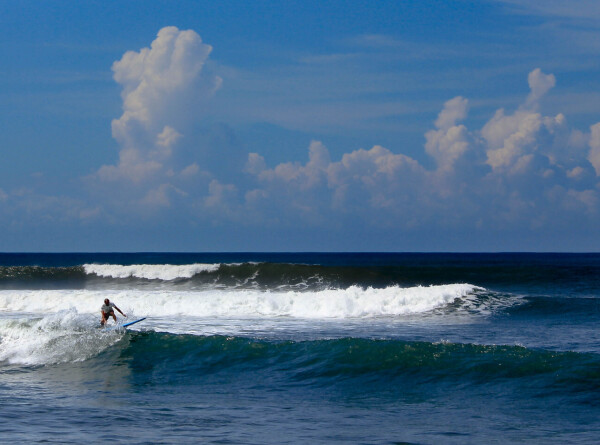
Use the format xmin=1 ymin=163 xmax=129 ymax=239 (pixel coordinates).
xmin=425 ymin=96 xmax=472 ymax=170
xmin=483 ymin=69 xmax=564 ymax=172
xmin=434 ymin=96 xmax=468 ymax=130
xmin=244 ymin=153 xmax=267 ymax=175
xmin=180 ymin=163 xmax=200 ymax=177
xmin=483 ymin=109 xmax=543 ymax=171
xmin=588 ymin=122 xmax=600 ymax=175
xmin=526 ymin=68 xmax=556 ymax=108
xmin=567 ymin=166 xmax=585 ymax=179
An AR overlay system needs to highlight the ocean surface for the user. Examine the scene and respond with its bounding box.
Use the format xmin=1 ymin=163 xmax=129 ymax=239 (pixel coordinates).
xmin=1 ymin=253 xmax=600 ymax=444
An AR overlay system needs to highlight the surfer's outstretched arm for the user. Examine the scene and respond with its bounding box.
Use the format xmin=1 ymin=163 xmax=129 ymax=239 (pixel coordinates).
xmin=114 ymin=305 xmax=127 ymax=317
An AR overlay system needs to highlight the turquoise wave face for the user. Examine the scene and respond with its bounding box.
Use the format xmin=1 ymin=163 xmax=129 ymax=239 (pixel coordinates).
xmin=105 ymin=333 xmax=600 ymax=401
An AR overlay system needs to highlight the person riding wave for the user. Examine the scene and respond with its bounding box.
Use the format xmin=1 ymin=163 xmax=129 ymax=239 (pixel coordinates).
xmin=100 ymin=298 xmax=126 ymax=326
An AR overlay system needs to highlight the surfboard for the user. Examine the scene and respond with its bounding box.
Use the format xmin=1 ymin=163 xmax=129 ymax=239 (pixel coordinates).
xmin=122 ymin=317 xmax=146 ymax=328
xmin=102 ymin=317 xmax=146 ymax=330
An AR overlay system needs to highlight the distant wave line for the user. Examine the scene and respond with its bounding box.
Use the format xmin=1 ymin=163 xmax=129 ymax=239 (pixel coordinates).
xmin=83 ymin=263 xmax=222 ymax=280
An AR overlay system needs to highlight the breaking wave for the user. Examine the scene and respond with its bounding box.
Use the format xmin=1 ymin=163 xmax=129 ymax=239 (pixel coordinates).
xmin=0 ymin=261 xmax=489 ymax=291
xmin=0 ymin=310 xmax=121 ymax=366
xmin=0 ymin=284 xmax=481 ymax=319
xmin=83 ymin=263 xmax=221 ymax=280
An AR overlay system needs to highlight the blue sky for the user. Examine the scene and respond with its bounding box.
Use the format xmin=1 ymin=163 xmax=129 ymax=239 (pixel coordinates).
xmin=2 ymin=0 xmax=600 ymax=251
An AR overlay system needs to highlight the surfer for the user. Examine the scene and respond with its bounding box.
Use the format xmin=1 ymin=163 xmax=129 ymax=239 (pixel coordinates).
xmin=100 ymin=298 xmax=127 ymax=326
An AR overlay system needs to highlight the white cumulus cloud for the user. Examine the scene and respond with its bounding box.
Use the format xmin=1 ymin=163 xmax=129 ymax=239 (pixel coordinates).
xmin=425 ymin=96 xmax=472 ymax=171
xmin=88 ymin=26 xmax=222 ymax=214
xmin=526 ymin=68 xmax=556 ymax=108
xmin=242 ymin=68 xmax=600 ymax=233
xmin=95 ymin=27 xmax=220 ymax=187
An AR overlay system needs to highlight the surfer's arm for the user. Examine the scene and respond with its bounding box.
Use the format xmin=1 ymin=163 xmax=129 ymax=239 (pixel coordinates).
xmin=114 ymin=305 xmax=127 ymax=317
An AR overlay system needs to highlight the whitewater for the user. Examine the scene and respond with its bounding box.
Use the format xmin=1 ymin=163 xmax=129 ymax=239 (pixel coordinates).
xmin=0 ymin=283 xmax=478 ymax=319
xmin=83 ymin=262 xmax=221 ymax=280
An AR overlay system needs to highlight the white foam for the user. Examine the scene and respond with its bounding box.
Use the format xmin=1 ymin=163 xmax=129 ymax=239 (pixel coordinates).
xmin=0 ymin=309 xmax=122 ymax=366
xmin=0 ymin=285 xmax=485 ymax=364
xmin=0 ymin=284 xmax=479 ymax=319
xmin=84 ymin=263 xmax=220 ymax=280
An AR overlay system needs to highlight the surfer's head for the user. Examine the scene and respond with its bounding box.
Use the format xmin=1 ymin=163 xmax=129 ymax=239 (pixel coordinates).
xmin=104 ymin=299 xmax=110 ymax=305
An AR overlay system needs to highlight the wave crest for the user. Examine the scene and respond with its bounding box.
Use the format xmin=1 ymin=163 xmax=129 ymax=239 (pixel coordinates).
xmin=0 ymin=284 xmax=480 ymax=319
xmin=84 ymin=263 xmax=221 ymax=280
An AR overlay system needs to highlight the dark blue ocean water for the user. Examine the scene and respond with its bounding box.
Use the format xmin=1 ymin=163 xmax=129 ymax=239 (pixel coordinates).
xmin=1 ymin=253 xmax=600 ymax=444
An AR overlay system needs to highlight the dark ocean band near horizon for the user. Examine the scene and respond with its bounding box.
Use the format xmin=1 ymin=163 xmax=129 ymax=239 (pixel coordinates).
xmin=1 ymin=252 xmax=600 ymax=444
